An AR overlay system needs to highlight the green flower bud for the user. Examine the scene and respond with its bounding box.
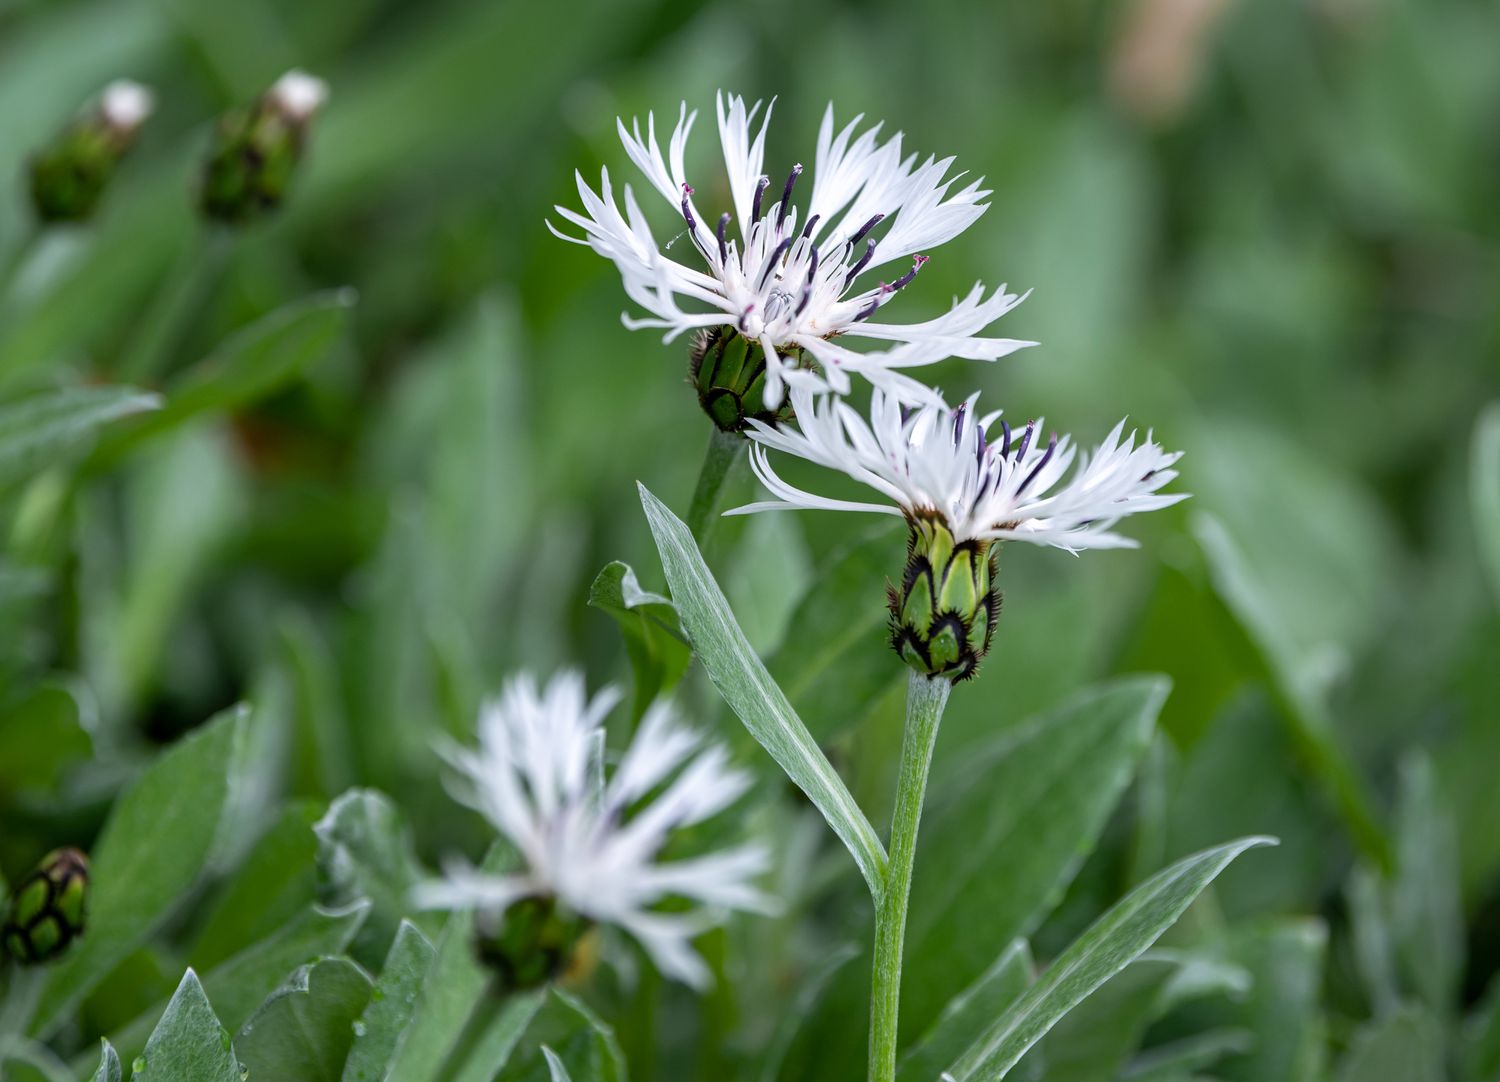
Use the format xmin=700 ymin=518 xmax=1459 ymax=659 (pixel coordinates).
xmin=689 ymin=328 xmax=801 ymax=433
xmin=28 ymin=81 xmax=154 ymax=223
xmin=3 ymin=847 xmax=89 ymax=965
xmin=474 ymin=894 xmax=594 ymax=991
xmin=888 ymin=513 xmax=1000 ymax=683
xmin=200 ymin=70 xmax=327 ymax=225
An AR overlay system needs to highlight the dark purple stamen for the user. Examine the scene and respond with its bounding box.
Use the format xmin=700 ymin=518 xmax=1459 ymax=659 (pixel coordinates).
xmin=846 ymin=239 xmax=877 ymax=284
xmin=1015 ymin=420 xmax=1036 ymax=462
xmin=951 ymin=402 xmax=968 ymax=446
xmin=738 ymin=303 xmax=756 ymax=333
xmin=854 ymin=284 xmax=892 ymax=322
xmin=776 ymin=164 xmax=803 ymax=229
xmin=794 ymin=246 xmax=821 ymax=316
xmin=679 ymin=184 xmax=697 ymax=232
xmin=800 ymin=214 xmax=821 ymax=240
xmin=998 ymin=419 xmax=1012 ymax=460
xmin=849 ymin=213 xmax=885 ymax=246
xmin=758 ymin=237 xmax=794 ymax=290
xmin=889 ymin=254 xmax=929 ymax=293
xmin=751 ymin=176 xmax=770 ymax=221
xmin=716 ymin=213 xmax=731 ymax=263
xmin=1015 ymin=433 xmax=1058 ymax=495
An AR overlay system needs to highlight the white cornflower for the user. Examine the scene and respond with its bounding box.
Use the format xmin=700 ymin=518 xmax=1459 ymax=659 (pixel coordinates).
xmin=731 ymin=388 xmax=1187 ymax=551
xmin=549 ymin=92 xmax=1035 ymax=408
xmin=414 ymin=671 xmax=772 ymax=989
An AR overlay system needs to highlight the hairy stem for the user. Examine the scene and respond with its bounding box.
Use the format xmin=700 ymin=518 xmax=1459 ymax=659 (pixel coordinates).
xmin=685 ymin=426 xmax=744 ymax=540
xmin=869 ymin=671 xmax=951 ymax=1082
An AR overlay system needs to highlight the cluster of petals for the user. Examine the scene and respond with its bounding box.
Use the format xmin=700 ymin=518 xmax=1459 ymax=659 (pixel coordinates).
xmin=551 ymin=91 xmax=1035 ymax=407
xmin=731 ymin=388 xmax=1187 ymax=551
xmin=415 ymin=671 xmax=771 ymax=988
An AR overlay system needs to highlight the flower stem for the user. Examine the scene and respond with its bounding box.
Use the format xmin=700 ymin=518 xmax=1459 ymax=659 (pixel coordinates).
xmin=685 ymin=426 xmax=744 ymax=541
xmin=117 ymin=226 xmax=230 ymax=384
xmin=869 ymin=671 xmax=951 ymax=1082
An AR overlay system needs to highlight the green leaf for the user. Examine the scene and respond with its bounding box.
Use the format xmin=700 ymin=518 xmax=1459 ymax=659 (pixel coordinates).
xmin=1031 ymin=960 xmax=1176 ymax=1082
xmin=89 ymin=291 xmax=355 ymax=467
xmin=899 ymin=939 xmax=1033 ymax=1082
xmin=1390 ymin=753 xmax=1463 ymax=1014
xmin=342 ymin=920 xmax=437 ymax=1082
xmin=92 ymin=1040 xmax=122 ymax=1082
xmin=1335 ymin=1007 xmax=1443 ymax=1082
xmin=315 ymin=788 xmax=431 ymax=967
xmin=81 ymin=901 xmax=370 ymax=1075
xmin=189 ymin=801 xmax=323 ymax=971
xmin=948 ymin=836 xmax=1277 ymax=1081
xmin=767 ymin=523 xmax=905 ymax=744
xmin=0 ymin=385 xmax=160 ymax=489
xmin=383 ymin=897 xmax=492 ymax=1082
xmin=904 ymin=677 xmax=1166 ymax=1040
xmin=1122 ymin=1027 xmax=1254 ymax=1081
xmin=587 ymin=560 xmax=691 ymax=717
xmin=1471 ymin=402 xmax=1500 ymax=603
xmin=448 ymin=991 xmax=545 ymax=1082
xmin=235 ymin=958 xmax=374 ymax=1082
xmin=543 ymin=1047 xmax=575 ymax=1082
xmin=1186 ymin=918 xmax=1328 ymax=1082
xmin=136 ymin=970 xmax=245 ymax=1082
xmin=545 ymin=989 xmax=627 ymax=1082
xmin=1193 ymin=512 xmax=1389 ymax=869
xmin=0 ymin=681 xmax=92 ymax=792
xmin=760 ymin=944 xmax=862 ymax=1082
xmin=31 ymin=706 xmax=249 ymax=1037
xmin=638 ymin=482 xmax=887 ymax=897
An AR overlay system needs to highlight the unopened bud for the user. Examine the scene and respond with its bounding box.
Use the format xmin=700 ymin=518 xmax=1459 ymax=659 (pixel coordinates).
xmin=199 ymin=69 xmax=328 ymax=224
xmin=689 ymin=328 xmax=799 ymax=433
xmin=28 ymin=80 xmax=154 ymax=223
xmin=3 ymin=848 xmax=89 ymax=965
xmin=888 ymin=513 xmax=1000 ymax=682
xmin=474 ymin=894 xmax=593 ymax=991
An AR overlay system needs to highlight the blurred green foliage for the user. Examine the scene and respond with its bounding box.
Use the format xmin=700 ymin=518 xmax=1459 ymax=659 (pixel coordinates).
xmin=0 ymin=0 xmax=1497 ymax=1077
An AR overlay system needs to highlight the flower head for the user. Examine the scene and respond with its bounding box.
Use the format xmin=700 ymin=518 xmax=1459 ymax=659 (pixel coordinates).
xmin=731 ymin=389 xmax=1187 ymax=680
xmin=550 ymin=92 xmax=1035 ymax=411
xmin=415 ymin=671 xmax=771 ymax=989
xmin=733 ymin=387 xmax=1186 ymax=551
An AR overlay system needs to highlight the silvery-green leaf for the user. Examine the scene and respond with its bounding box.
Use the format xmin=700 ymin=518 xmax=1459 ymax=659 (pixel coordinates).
xmin=948 ymin=836 xmax=1276 ymax=1081
xmin=342 ymin=920 xmax=438 ymax=1082
xmin=31 ymin=706 xmax=249 ymax=1038
xmin=235 ymin=958 xmax=373 ymax=1082
xmin=639 ymin=482 xmax=887 ymax=898
xmin=135 ymin=970 xmax=244 ymax=1082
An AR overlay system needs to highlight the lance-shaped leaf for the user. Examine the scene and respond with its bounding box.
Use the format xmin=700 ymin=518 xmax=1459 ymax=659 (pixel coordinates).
xmin=342 ymin=920 xmax=437 ymax=1082
xmin=0 ymin=385 xmax=159 ymax=488
xmin=639 ymin=482 xmax=887 ymax=897
xmin=948 ymin=836 xmax=1276 ymax=1081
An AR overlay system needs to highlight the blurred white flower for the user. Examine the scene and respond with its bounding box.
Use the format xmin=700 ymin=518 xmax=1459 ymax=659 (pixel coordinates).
xmin=267 ymin=69 xmax=329 ymax=122
xmin=414 ymin=671 xmax=772 ymax=989
xmin=99 ymin=80 xmax=154 ymax=133
xmin=731 ymin=388 xmax=1187 ymax=551
xmin=550 ymin=92 xmax=1035 ymax=407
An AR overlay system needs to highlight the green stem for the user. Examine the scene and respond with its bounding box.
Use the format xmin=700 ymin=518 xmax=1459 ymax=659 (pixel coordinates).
xmin=685 ymin=426 xmax=744 ymax=540
xmin=0 ymin=225 xmax=40 ymax=304
xmin=869 ymin=672 xmax=951 ymax=1082
xmin=116 ymin=227 xmax=229 ymax=384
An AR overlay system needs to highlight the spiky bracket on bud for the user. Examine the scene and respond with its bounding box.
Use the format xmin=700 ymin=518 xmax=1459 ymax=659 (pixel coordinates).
xmin=888 ymin=513 xmax=1000 ymax=683
xmin=690 ymin=328 xmax=799 ymax=433
xmin=28 ymin=82 xmax=153 ymax=223
xmin=3 ymin=848 xmax=89 ymax=965
xmin=200 ymin=71 xmax=326 ymax=225
xmin=474 ymin=894 xmax=594 ymax=992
